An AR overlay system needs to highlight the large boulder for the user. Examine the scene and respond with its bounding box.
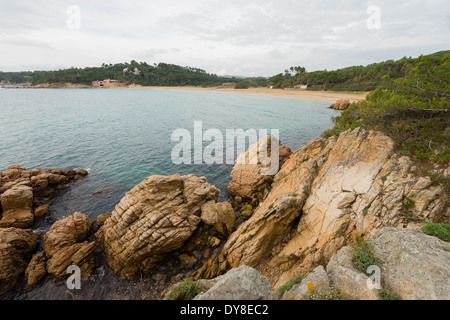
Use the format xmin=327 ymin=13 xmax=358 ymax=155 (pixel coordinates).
xmin=228 ymin=135 xmax=292 ymax=201
xmin=200 ymin=201 xmax=236 ymax=238
xmin=371 ymin=227 xmax=450 ymax=300
xmin=0 ymin=228 xmax=37 ymax=294
xmin=326 ymin=246 xmax=379 ymax=300
xmin=281 ymin=266 xmax=330 ymax=300
xmin=44 ymin=212 xmax=95 ymax=279
xmin=96 ymin=174 xmax=220 ymax=279
xmin=0 ymin=185 xmax=34 ymax=228
xmin=194 ymin=265 xmax=274 ymax=300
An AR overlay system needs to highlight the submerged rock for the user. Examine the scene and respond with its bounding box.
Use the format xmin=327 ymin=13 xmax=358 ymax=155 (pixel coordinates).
xmin=96 ymin=174 xmax=220 ymax=279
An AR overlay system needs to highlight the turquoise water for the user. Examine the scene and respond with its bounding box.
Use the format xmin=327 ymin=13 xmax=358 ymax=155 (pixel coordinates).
xmin=0 ymin=88 xmax=338 ymax=223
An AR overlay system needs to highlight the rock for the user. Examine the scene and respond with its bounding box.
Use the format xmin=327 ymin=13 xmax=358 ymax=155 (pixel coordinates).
xmin=44 ymin=212 xmax=95 ymax=279
xmin=240 ymin=204 xmax=253 ymax=218
xmin=0 ymin=185 xmax=34 ymax=228
xmin=179 ymin=254 xmax=198 ymax=268
xmin=25 ymin=251 xmax=46 ymax=287
xmin=34 ymin=204 xmax=49 ymax=219
xmin=63 ymin=169 xmax=76 ymax=176
xmin=76 ymin=169 xmax=88 ymax=176
xmin=371 ymin=227 xmax=450 ymax=300
xmin=193 ymin=137 xmax=332 ymax=280
xmin=329 ymin=99 xmax=351 ymax=110
xmin=326 ymin=246 xmax=380 ymax=300
xmin=200 ymin=202 xmax=236 ymax=238
xmin=281 ymin=266 xmax=330 ymax=300
xmin=227 ymin=135 xmax=292 ymax=201
xmin=96 ymin=174 xmax=220 ymax=279
xmin=91 ymin=211 xmax=112 ymax=233
xmin=0 ymin=228 xmax=37 ymax=294
xmin=194 ymin=266 xmax=274 ymax=300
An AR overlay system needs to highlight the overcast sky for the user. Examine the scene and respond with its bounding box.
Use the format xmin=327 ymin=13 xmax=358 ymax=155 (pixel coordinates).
xmin=0 ymin=0 xmax=449 ymax=76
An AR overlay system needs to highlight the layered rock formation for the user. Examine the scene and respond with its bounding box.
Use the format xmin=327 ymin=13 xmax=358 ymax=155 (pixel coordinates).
xmin=0 ymin=165 xmax=88 ymax=228
xmin=96 ymin=174 xmax=220 ymax=279
xmin=0 ymin=228 xmax=37 ymax=294
xmin=228 ymin=136 xmax=292 ymax=202
xmin=193 ymin=128 xmax=449 ymax=287
xmin=44 ymin=212 xmax=95 ymax=279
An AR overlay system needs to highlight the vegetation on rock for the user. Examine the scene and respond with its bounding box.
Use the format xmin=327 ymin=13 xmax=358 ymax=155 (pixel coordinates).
xmin=322 ymin=53 xmax=450 ymax=162
xmin=422 ymin=223 xmax=450 ymax=242
xmin=164 ymin=278 xmax=201 ymax=300
xmin=351 ymin=235 xmax=383 ymax=274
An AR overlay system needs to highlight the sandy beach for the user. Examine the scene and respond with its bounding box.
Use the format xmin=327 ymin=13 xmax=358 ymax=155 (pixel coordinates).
xmin=128 ymin=85 xmax=369 ymax=103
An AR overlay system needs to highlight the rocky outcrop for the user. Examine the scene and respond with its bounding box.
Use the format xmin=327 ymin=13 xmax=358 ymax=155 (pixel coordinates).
xmin=0 ymin=228 xmax=37 ymax=294
xmin=228 ymin=136 xmax=292 ymax=202
xmin=194 ymin=266 xmax=274 ymax=300
xmin=371 ymin=227 xmax=450 ymax=300
xmin=0 ymin=185 xmax=34 ymax=228
xmin=44 ymin=212 xmax=95 ymax=279
xmin=96 ymin=174 xmax=220 ymax=279
xmin=329 ymin=99 xmax=352 ymax=110
xmin=193 ymin=128 xmax=449 ymax=286
xmin=0 ymin=165 xmax=89 ymax=228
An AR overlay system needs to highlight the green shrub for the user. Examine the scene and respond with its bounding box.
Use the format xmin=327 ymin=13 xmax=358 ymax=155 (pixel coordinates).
xmin=234 ymin=81 xmax=250 ymax=89
xmin=321 ymin=54 xmax=450 ymax=163
xmin=164 ymin=278 xmax=201 ymax=300
xmin=422 ymin=223 xmax=450 ymax=242
xmin=379 ymin=289 xmax=400 ymax=300
xmin=351 ymin=235 xmax=383 ymax=274
xmin=277 ymin=275 xmax=306 ymax=297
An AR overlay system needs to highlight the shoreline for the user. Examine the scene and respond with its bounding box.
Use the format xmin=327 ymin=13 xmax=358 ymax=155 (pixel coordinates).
xmin=126 ymin=85 xmax=369 ymax=103
xmin=11 ymin=83 xmax=369 ymax=103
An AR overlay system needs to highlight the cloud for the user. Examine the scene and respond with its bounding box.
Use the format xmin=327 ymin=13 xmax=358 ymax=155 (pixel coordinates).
xmin=0 ymin=0 xmax=448 ymax=75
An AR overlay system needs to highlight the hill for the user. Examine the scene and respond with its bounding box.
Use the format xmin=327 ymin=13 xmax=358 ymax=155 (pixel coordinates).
xmin=267 ymin=50 xmax=450 ymax=92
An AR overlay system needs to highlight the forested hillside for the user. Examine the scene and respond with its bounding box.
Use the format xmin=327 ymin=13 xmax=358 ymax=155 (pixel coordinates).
xmin=0 ymin=61 xmax=240 ymax=87
xmin=268 ymin=51 xmax=450 ymax=92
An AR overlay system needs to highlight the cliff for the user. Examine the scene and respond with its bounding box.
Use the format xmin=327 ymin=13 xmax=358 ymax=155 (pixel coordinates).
xmin=192 ymin=128 xmax=449 ymax=289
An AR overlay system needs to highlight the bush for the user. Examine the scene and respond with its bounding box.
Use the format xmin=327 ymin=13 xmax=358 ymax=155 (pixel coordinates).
xmin=379 ymin=289 xmax=400 ymax=300
xmin=322 ymin=54 xmax=450 ymax=163
xmin=234 ymin=81 xmax=250 ymax=89
xmin=422 ymin=223 xmax=450 ymax=242
xmin=351 ymin=235 xmax=383 ymax=274
xmin=277 ymin=275 xmax=306 ymax=297
xmin=164 ymin=278 xmax=201 ymax=300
